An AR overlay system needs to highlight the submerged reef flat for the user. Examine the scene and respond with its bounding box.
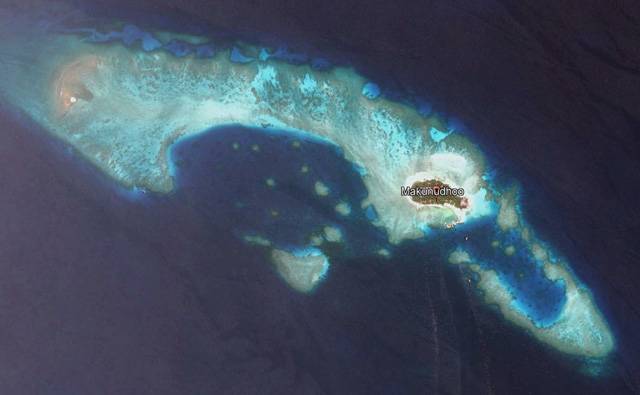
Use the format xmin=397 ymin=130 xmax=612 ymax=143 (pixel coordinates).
xmin=335 ymin=201 xmax=352 ymax=216
xmin=0 ymin=20 xmax=488 ymax=243
xmin=449 ymin=244 xmax=614 ymax=358
xmin=0 ymin=12 xmax=614 ymax=361
xmin=322 ymin=225 xmax=343 ymax=243
xmin=448 ymin=200 xmax=615 ymax=358
xmin=271 ymin=248 xmax=329 ymax=293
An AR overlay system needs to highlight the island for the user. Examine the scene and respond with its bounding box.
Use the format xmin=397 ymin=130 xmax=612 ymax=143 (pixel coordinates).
xmin=0 ymin=9 xmax=615 ymax=362
xmin=401 ymin=178 xmax=468 ymax=208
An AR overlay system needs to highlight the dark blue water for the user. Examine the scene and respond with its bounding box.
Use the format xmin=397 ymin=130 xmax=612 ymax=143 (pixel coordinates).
xmin=169 ymin=126 xmax=391 ymax=258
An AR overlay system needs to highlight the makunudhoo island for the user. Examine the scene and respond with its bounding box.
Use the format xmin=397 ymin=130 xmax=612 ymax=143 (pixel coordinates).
xmin=0 ymin=10 xmax=615 ymax=362
xmin=401 ymin=179 xmax=468 ymax=208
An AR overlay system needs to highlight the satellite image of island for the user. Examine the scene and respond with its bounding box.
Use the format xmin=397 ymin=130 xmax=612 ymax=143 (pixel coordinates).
xmin=0 ymin=0 xmax=639 ymax=394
